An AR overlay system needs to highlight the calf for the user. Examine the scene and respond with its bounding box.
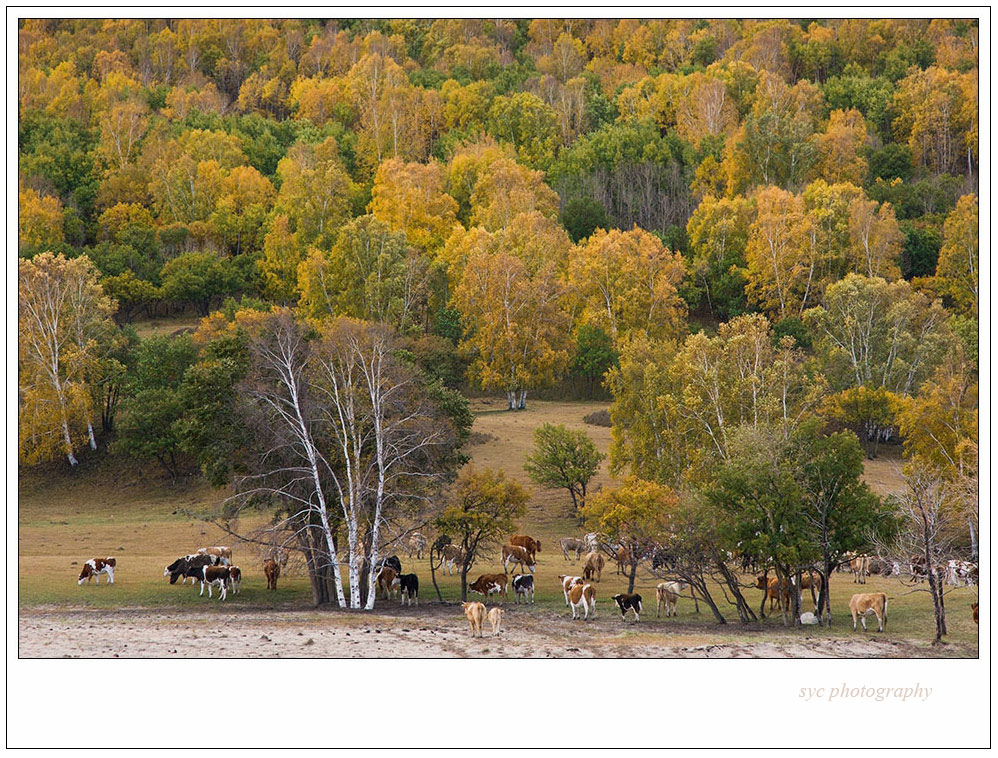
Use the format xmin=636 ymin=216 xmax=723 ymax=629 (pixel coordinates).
xmin=558 ymin=575 xmax=583 ymax=607
xmin=972 ymin=603 xmax=979 ymax=625
xmin=502 ymin=544 xmax=536 ymax=575
xmin=201 ymin=565 xmax=231 ymax=600
xmin=264 ymin=558 xmax=280 ymax=590
xmin=849 ymin=592 xmax=887 ymax=632
xmin=656 ymin=581 xmax=687 ymax=618
xmin=441 ymin=544 xmax=465 ymax=575
xmin=582 ymin=551 xmax=605 ymax=583
xmin=227 ymin=566 xmax=241 ymax=594
xmin=469 ymin=573 xmax=508 ymax=603
xmin=198 ymin=546 xmax=232 ymax=565
xmin=615 ymin=546 xmax=630 ymax=575
xmin=462 ymin=601 xmax=486 ymax=637
xmin=560 ymin=537 xmax=586 ymax=561
xmin=510 ymin=534 xmax=541 ymax=560
xmin=568 ymin=583 xmax=597 ymax=621
xmin=488 ymin=607 xmax=505 ymax=637
xmin=612 ymin=593 xmax=642 ymax=622
xmin=512 ymin=574 xmax=535 ymax=604
xmin=78 ymin=557 xmax=116 ymax=586
xmin=398 ymin=573 xmax=419 ymax=606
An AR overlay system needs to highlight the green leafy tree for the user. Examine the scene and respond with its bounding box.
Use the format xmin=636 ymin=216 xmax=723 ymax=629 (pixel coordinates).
xmin=570 ymin=324 xmax=617 ymax=398
xmin=159 ymin=252 xmax=247 ymax=316
xmin=524 ymin=423 xmax=605 ymax=517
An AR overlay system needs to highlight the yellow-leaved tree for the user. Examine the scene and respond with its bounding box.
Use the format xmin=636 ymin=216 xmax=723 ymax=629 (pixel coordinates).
xmin=19 ymin=252 xmax=117 ymax=466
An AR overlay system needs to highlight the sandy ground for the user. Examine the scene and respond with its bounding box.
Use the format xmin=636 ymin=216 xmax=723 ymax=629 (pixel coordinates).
xmin=18 ymin=603 xmax=966 ymax=659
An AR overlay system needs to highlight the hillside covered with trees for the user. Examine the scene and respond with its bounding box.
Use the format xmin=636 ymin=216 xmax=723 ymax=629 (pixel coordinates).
xmin=18 ymin=19 xmax=979 ymax=619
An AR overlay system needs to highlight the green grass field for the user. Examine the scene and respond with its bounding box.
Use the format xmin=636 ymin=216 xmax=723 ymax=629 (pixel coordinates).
xmin=18 ymin=398 xmax=979 ymax=654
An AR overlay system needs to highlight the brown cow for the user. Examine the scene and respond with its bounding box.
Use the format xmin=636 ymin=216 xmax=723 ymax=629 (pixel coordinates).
xmin=377 ymin=566 xmax=399 ymax=600
xmin=78 ymin=557 xmax=116 ymax=585
xmin=615 ymin=545 xmax=630 ymax=575
xmin=510 ymin=534 xmax=541 ymax=559
xmin=756 ymin=575 xmax=791 ymax=612
xmin=850 ymin=592 xmax=888 ymax=632
xmin=972 ymin=603 xmax=979 ymax=624
xmin=441 ymin=544 xmax=466 ymax=576
xmin=264 ymin=559 xmax=280 ymax=590
xmin=851 ymin=555 xmax=870 ymax=583
xmin=462 ymin=601 xmax=486 ymax=637
xmin=583 ymin=551 xmax=605 ymax=583
xmin=469 ymin=573 xmax=508 ymax=603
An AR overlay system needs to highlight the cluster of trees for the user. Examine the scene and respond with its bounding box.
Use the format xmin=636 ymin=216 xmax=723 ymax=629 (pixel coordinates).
xmin=18 ymin=20 xmax=978 ymax=622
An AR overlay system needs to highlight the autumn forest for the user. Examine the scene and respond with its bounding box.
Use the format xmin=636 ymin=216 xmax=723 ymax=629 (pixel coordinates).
xmin=17 ymin=19 xmax=979 ymax=624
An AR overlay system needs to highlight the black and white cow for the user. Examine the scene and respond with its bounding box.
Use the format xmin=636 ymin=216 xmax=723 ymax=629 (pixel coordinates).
xmin=611 ymin=593 xmax=643 ymax=622
xmin=378 ymin=555 xmax=402 ymax=575
xmin=164 ymin=554 xmax=220 ymax=585
xmin=512 ymin=574 xmax=535 ymax=604
xmin=399 ymin=573 xmax=419 ymax=606
xmin=200 ymin=565 xmax=231 ymax=600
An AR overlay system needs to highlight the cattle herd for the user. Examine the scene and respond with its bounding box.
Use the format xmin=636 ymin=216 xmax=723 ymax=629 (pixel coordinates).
xmin=75 ymin=533 xmax=980 ymax=637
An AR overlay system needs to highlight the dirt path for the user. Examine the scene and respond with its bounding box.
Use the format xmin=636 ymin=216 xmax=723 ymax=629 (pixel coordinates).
xmin=19 ymin=604 xmax=969 ymax=658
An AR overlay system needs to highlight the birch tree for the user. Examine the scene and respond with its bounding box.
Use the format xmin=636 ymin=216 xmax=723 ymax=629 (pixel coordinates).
xmin=18 ymin=253 xmax=116 ymax=466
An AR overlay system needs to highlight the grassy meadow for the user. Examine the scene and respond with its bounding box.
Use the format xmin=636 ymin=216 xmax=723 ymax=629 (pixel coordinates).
xmin=18 ymin=396 xmax=979 ymax=653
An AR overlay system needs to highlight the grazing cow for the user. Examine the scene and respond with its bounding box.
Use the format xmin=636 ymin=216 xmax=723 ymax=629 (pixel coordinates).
xmin=78 ymin=557 xmax=116 ymax=586
xmin=756 ymin=575 xmax=791 ymax=612
xmin=200 ymin=565 xmax=231 ymax=600
xmin=582 ymin=551 xmax=605 ymax=583
xmin=851 ymin=555 xmax=870 ymax=584
xmin=656 ymin=581 xmax=687 ymax=618
xmin=559 ymin=575 xmax=583 ymax=607
xmin=849 ymin=592 xmax=888 ymax=632
xmin=972 ymin=603 xmax=979 ymax=625
xmin=612 ymin=593 xmax=643 ymax=622
xmin=512 ymin=574 xmax=534 ymax=604
xmin=469 ymin=573 xmax=508 ymax=603
xmin=227 ymin=566 xmax=241 ymax=594
xmin=399 ymin=573 xmax=419 ymax=606
xmin=560 ymin=537 xmax=586 ymax=561
xmin=264 ymin=559 xmax=280 ymax=590
xmin=462 ymin=601 xmax=486 ymax=637
xmin=510 ymin=534 xmax=541 ymax=560
xmin=377 ymin=566 xmax=399 ymax=600
xmin=568 ymin=583 xmax=597 ymax=621
xmin=406 ymin=532 xmax=427 ymax=560
xmin=165 ymin=554 xmax=220 ymax=586
xmin=441 ymin=544 xmax=465 ymax=575
xmin=502 ymin=544 xmax=536 ymax=575
xmin=488 ymin=607 xmax=505 ymax=637
xmin=198 ymin=546 xmax=232 ymax=565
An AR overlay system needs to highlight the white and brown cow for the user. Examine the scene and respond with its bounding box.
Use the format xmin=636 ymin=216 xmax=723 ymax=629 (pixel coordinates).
xmin=78 ymin=557 xmax=116 ymax=585
xmin=201 ymin=565 xmax=231 ymax=600
xmin=469 ymin=573 xmax=508 ymax=603
xmin=656 ymin=581 xmax=687 ymax=618
xmin=612 ymin=592 xmax=642 ymax=622
xmin=377 ymin=566 xmax=400 ymax=600
xmin=558 ymin=575 xmax=583 ymax=607
xmin=501 ymin=544 xmax=536 ymax=575
xmin=849 ymin=592 xmax=888 ymax=632
xmin=568 ymin=583 xmax=597 ymax=621
xmin=227 ymin=566 xmax=242 ymax=594
xmin=198 ymin=546 xmax=232 ymax=565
